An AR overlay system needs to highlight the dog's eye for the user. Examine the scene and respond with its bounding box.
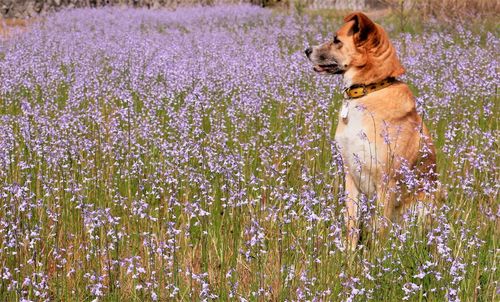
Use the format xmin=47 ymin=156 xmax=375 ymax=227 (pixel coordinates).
xmin=333 ymin=36 xmax=341 ymax=44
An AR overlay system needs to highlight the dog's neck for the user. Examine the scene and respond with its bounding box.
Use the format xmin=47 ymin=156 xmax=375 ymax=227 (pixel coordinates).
xmin=342 ymin=67 xmax=390 ymax=88
xmin=342 ymin=69 xmax=358 ymax=88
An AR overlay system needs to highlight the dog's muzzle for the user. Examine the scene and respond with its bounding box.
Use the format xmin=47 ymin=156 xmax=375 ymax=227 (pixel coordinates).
xmin=305 ymin=47 xmax=343 ymax=74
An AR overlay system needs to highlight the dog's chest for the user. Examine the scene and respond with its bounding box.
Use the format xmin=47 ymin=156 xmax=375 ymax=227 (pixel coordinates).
xmin=335 ymin=101 xmax=378 ymax=192
xmin=335 ymin=101 xmax=368 ymax=160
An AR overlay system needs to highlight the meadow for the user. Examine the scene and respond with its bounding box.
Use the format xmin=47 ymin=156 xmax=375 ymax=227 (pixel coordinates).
xmin=0 ymin=5 xmax=498 ymax=301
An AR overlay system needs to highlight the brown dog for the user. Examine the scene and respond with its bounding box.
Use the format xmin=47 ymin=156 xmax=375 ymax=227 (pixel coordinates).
xmin=305 ymin=12 xmax=437 ymax=249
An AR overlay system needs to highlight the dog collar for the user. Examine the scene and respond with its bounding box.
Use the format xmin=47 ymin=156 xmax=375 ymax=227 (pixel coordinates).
xmin=343 ymin=77 xmax=396 ymax=99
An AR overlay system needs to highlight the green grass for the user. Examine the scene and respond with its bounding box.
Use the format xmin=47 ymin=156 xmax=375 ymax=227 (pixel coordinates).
xmin=0 ymin=7 xmax=498 ymax=302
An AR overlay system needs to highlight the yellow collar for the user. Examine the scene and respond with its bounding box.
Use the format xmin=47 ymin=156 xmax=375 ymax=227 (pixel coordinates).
xmin=343 ymin=77 xmax=396 ymax=99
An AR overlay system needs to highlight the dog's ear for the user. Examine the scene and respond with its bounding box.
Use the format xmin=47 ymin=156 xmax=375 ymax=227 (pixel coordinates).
xmin=344 ymin=12 xmax=379 ymax=47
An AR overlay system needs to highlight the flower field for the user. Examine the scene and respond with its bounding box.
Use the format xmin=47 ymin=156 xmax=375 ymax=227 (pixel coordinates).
xmin=0 ymin=5 xmax=498 ymax=301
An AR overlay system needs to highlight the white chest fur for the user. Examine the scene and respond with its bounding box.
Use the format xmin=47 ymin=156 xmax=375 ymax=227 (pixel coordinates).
xmin=335 ymin=100 xmax=378 ymax=196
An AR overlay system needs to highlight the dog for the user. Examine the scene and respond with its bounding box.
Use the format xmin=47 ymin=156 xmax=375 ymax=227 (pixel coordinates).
xmin=305 ymin=12 xmax=438 ymax=249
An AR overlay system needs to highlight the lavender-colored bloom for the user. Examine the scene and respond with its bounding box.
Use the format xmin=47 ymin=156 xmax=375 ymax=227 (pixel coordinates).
xmin=0 ymin=4 xmax=497 ymax=301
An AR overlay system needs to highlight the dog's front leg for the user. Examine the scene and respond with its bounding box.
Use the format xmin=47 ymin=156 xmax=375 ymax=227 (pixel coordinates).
xmin=344 ymin=173 xmax=361 ymax=250
xmin=374 ymin=179 xmax=398 ymax=239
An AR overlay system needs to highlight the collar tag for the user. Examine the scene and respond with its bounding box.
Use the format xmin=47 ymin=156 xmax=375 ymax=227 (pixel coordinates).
xmin=340 ymin=101 xmax=349 ymax=119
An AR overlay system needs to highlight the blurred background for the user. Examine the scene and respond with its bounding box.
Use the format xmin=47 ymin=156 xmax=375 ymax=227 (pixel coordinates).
xmin=1 ymin=0 xmax=498 ymax=21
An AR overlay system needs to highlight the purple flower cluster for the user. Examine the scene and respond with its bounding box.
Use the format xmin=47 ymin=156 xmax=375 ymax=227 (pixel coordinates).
xmin=0 ymin=4 xmax=497 ymax=301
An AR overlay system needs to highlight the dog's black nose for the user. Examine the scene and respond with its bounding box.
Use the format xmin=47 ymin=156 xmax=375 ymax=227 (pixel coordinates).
xmin=305 ymin=47 xmax=312 ymax=57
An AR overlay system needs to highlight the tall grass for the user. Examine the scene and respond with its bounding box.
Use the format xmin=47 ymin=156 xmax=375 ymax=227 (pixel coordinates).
xmin=0 ymin=5 xmax=498 ymax=301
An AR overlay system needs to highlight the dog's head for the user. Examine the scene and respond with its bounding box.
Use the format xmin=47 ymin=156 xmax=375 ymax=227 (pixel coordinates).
xmin=305 ymin=12 xmax=404 ymax=85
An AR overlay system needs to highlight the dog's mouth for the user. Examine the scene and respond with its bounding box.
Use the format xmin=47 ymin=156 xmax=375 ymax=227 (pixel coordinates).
xmin=313 ymin=63 xmax=343 ymax=74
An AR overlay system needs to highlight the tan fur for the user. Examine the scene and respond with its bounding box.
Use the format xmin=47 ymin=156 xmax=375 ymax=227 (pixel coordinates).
xmin=306 ymin=12 xmax=437 ymax=249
